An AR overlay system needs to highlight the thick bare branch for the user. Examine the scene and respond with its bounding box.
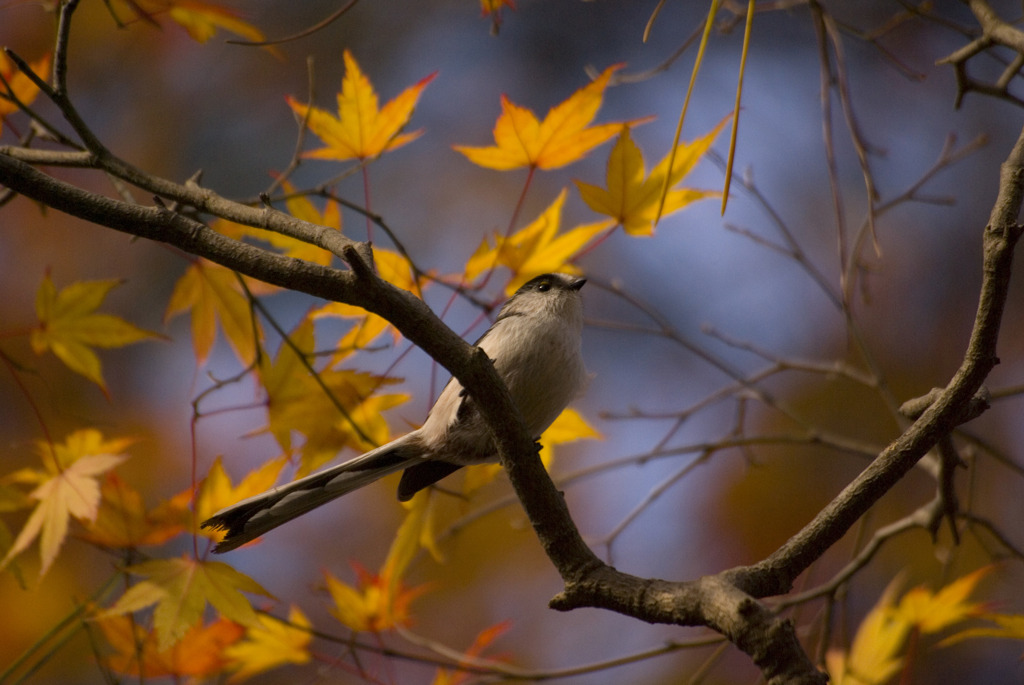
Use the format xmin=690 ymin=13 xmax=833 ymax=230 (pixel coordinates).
xmin=721 ymin=123 xmax=1024 ymax=598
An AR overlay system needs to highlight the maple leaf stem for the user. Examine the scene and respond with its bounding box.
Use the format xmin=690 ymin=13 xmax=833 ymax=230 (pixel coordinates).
xmin=226 ymin=0 xmax=361 ymax=47
xmin=480 ymin=165 xmax=537 ymax=290
xmin=722 ymin=0 xmax=754 ymax=216
xmin=0 ymin=347 xmax=56 ymax=473
xmin=509 ymin=165 xmax=537 ymax=237
xmin=656 ymin=0 xmax=719 ymax=226
xmin=572 ymin=222 xmax=619 ymax=263
xmin=190 ymin=415 xmax=203 ymax=560
xmin=644 ymin=0 xmax=668 ymax=43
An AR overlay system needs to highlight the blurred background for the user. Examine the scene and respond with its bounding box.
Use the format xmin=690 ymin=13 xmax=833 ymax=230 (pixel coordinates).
xmin=2 ymin=1 xmax=1024 ymax=683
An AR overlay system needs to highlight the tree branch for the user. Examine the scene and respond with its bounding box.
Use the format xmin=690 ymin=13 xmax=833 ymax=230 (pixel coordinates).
xmin=511 ymin=120 xmax=1023 ymax=682
xmin=720 ymin=123 xmax=1024 ymax=598
xmin=0 ymin=147 xmax=826 ymax=683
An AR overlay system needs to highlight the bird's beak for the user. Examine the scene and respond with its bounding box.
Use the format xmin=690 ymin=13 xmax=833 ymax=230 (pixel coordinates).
xmin=570 ymin=277 xmax=586 ymax=291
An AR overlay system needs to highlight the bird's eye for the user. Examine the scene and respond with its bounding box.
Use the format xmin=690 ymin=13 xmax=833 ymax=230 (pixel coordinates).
xmin=537 ymin=281 xmax=552 ymax=292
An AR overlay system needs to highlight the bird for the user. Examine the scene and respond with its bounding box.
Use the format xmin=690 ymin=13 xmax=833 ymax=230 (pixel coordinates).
xmin=202 ymin=272 xmax=588 ymax=552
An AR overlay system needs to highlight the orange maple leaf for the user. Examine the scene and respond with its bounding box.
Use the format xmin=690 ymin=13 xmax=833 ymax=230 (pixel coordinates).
xmin=0 ymin=429 xmax=131 ymax=576
xmin=0 ymin=51 xmax=51 ymax=131
xmin=31 ymin=274 xmax=161 ymax=391
xmin=480 ymin=0 xmax=517 ymax=14
xmin=96 ymin=613 xmax=243 ymax=679
xmin=464 ymin=188 xmax=613 ymax=293
xmin=454 ymin=64 xmax=648 ymax=171
xmin=575 ymin=119 xmax=726 ymax=236
xmin=324 ymin=565 xmax=423 ymax=633
xmin=288 ymin=49 xmax=436 ymax=162
xmin=479 ymin=0 xmax=516 ymax=33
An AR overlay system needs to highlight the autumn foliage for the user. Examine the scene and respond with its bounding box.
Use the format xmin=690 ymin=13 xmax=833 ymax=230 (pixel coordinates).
xmin=2 ymin=1 xmax=1024 ymax=684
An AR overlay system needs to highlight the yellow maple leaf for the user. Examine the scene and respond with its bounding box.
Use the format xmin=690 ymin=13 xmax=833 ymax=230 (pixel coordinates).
xmin=827 ymin=568 xmax=993 ymax=685
xmin=259 ymin=317 xmax=409 ymax=474
xmin=398 ymin=489 xmax=446 ymax=564
xmin=168 ymin=1 xmax=265 ymax=43
xmin=381 ymin=485 xmax=431 ymax=587
xmin=894 ymin=566 xmax=991 ymax=634
xmin=0 ymin=429 xmax=131 ymax=576
xmin=374 ymin=244 xmax=424 ymax=293
xmin=826 ymin=576 xmax=908 ymax=685
xmin=288 ymin=49 xmax=436 ymax=162
xmin=312 ymin=246 xmax=424 ymax=363
xmin=30 ymin=274 xmax=161 ymax=391
xmin=79 ymin=473 xmax=188 ymax=548
xmin=575 ymin=118 xmax=726 ymax=236
xmin=105 ymin=556 xmax=273 ymax=650
xmin=165 ymin=259 xmax=262 ymax=365
xmin=2 ymin=454 xmax=127 ymax=576
xmin=225 ymin=605 xmax=312 ymax=682
xmin=0 ymin=52 xmax=51 ymax=130
xmin=36 ymin=427 xmax=135 ymax=474
xmin=107 ymin=0 xmax=265 ymax=44
xmin=194 ymin=456 xmax=288 ymax=543
xmin=313 ymin=301 xmax=393 ymax=362
xmin=941 ymin=612 xmax=1024 ymax=646
xmin=465 ymin=188 xmax=612 ymax=294
xmin=542 ymin=406 xmax=603 ymax=444
xmin=454 ymin=64 xmax=649 ymax=171
xmin=96 ymin=613 xmax=243 ymax=679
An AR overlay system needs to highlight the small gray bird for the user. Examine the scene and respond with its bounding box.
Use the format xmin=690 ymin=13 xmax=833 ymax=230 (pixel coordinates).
xmin=202 ymin=273 xmax=588 ymax=552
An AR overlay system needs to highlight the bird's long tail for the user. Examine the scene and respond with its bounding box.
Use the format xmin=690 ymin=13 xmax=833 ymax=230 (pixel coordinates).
xmin=202 ymin=439 xmax=420 ymax=552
